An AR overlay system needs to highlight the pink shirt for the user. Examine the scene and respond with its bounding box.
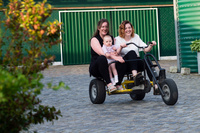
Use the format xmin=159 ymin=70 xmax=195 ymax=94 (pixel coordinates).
xmin=102 ymin=44 xmax=119 ymax=64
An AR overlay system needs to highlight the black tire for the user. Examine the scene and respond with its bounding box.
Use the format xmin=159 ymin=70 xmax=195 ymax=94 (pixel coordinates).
xmin=144 ymin=80 xmax=151 ymax=93
xmin=89 ymin=79 xmax=106 ymax=104
xmin=130 ymin=91 xmax=145 ymax=100
xmin=160 ymin=78 xmax=178 ymax=105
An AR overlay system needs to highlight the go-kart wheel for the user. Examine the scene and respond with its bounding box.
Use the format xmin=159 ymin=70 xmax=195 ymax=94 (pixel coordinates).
xmin=144 ymin=80 xmax=151 ymax=93
xmin=89 ymin=79 xmax=106 ymax=104
xmin=160 ymin=78 xmax=178 ymax=105
xmin=130 ymin=91 xmax=145 ymax=100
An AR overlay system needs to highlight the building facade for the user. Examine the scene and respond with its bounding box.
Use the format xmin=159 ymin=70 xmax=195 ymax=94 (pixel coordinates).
xmin=2 ymin=0 xmax=176 ymax=65
xmin=174 ymin=0 xmax=200 ymax=72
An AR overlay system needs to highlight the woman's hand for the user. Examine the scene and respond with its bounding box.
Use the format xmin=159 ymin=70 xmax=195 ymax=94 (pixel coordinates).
xmin=107 ymin=53 xmax=124 ymax=63
xmin=120 ymin=43 xmax=127 ymax=48
xmin=150 ymin=41 xmax=156 ymax=47
xmin=116 ymin=43 xmax=127 ymax=54
xmin=144 ymin=41 xmax=157 ymax=53
xmin=113 ymin=56 xmax=125 ymax=63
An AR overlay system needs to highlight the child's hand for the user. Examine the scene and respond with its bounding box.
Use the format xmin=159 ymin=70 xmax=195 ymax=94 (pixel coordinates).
xmin=112 ymin=46 xmax=117 ymax=51
xmin=113 ymin=51 xmax=117 ymax=56
xmin=110 ymin=51 xmax=117 ymax=56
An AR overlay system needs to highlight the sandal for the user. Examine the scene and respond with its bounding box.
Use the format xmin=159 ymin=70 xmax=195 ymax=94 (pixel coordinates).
xmin=107 ymin=84 xmax=117 ymax=92
xmin=133 ymin=72 xmax=143 ymax=86
xmin=116 ymin=85 xmax=124 ymax=90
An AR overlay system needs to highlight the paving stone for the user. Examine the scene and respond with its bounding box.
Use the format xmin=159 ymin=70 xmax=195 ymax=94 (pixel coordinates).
xmin=181 ymin=67 xmax=190 ymax=75
xmin=26 ymin=61 xmax=200 ymax=133
xmin=169 ymin=66 xmax=177 ymax=73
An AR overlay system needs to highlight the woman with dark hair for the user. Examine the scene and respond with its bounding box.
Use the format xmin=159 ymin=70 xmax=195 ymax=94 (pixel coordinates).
xmin=89 ymin=18 xmax=126 ymax=92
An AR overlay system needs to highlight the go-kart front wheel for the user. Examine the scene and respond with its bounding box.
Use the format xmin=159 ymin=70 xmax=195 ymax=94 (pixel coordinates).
xmin=160 ymin=78 xmax=178 ymax=105
xmin=89 ymin=79 xmax=106 ymax=104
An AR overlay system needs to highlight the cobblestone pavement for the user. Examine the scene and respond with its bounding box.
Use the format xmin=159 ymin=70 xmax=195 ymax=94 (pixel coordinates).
xmin=28 ymin=60 xmax=200 ymax=133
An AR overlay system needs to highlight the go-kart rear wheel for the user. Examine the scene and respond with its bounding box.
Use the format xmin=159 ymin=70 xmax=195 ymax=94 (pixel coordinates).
xmin=89 ymin=79 xmax=106 ymax=104
xmin=160 ymin=78 xmax=178 ymax=105
xmin=130 ymin=91 xmax=145 ymax=100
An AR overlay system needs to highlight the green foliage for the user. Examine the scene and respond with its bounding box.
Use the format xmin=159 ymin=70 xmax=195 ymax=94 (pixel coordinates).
xmin=190 ymin=39 xmax=200 ymax=52
xmin=47 ymin=81 xmax=70 ymax=91
xmin=2 ymin=0 xmax=62 ymax=75
xmin=0 ymin=67 xmax=62 ymax=132
xmin=0 ymin=0 xmax=3 ymax=38
xmin=0 ymin=0 xmax=2 ymax=7
xmin=0 ymin=0 xmax=66 ymax=132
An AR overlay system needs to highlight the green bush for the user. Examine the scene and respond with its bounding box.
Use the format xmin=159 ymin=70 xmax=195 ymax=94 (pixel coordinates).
xmin=0 ymin=0 xmax=67 ymax=132
xmin=0 ymin=67 xmax=61 ymax=132
xmin=190 ymin=39 xmax=200 ymax=52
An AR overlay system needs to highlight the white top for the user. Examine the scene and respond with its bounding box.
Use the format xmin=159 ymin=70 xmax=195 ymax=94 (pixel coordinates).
xmin=115 ymin=33 xmax=147 ymax=57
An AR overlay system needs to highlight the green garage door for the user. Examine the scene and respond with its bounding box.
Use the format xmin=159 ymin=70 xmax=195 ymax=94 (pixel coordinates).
xmin=60 ymin=8 xmax=159 ymax=65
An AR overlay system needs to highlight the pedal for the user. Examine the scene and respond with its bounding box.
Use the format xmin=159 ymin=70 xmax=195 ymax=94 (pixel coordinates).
xmin=153 ymin=87 xmax=160 ymax=95
xmin=135 ymin=74 xmax=144 ymax=86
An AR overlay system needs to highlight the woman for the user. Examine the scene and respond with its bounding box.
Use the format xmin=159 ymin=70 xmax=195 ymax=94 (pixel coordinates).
xmin=115 ymin=20 xmax=157 ymax=83
xmin=89 ymin=18 xmax=126 ymax=92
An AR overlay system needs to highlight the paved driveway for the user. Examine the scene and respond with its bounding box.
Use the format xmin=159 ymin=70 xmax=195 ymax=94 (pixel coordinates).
xmin=29 ymin=61 xmax=200 ymax=133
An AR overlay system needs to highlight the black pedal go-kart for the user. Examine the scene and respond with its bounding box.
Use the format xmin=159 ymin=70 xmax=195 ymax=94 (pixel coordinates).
xmin=89 ymin=42 xmax=178 ymax=105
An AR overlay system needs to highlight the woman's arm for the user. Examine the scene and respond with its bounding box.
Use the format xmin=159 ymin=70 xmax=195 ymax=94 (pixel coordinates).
xmin=116 ymin=42 xmax=127 ymax=54
xmin=91 ymin=37 xmax=105 ymax=56
xmin=144 ymin=41 xmax=156 ymax=53
xmin=115 ymin=37 xmax=127 ymax=54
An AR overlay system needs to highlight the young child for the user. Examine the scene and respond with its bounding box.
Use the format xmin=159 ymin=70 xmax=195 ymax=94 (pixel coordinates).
xmin=102 ymin=35 xmax=121 ymax=86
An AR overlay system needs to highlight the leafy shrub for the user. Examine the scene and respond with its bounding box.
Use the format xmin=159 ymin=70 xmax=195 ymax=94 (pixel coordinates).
xmin=190 ymin=39 xmax=200 ymax=52
xmin=0 ymin=0 xmax=67 ymax=132
xmin=0 ymin=67 xmax=61 ymax=132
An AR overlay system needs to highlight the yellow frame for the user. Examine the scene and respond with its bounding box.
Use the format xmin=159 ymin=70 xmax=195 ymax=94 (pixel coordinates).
xmin=107 ymin=79 xmax=154 ymax=95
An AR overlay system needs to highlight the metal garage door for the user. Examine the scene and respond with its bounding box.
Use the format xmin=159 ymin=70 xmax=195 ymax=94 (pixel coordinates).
xmin=59 ymin=8 xmax=159 ymax=65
